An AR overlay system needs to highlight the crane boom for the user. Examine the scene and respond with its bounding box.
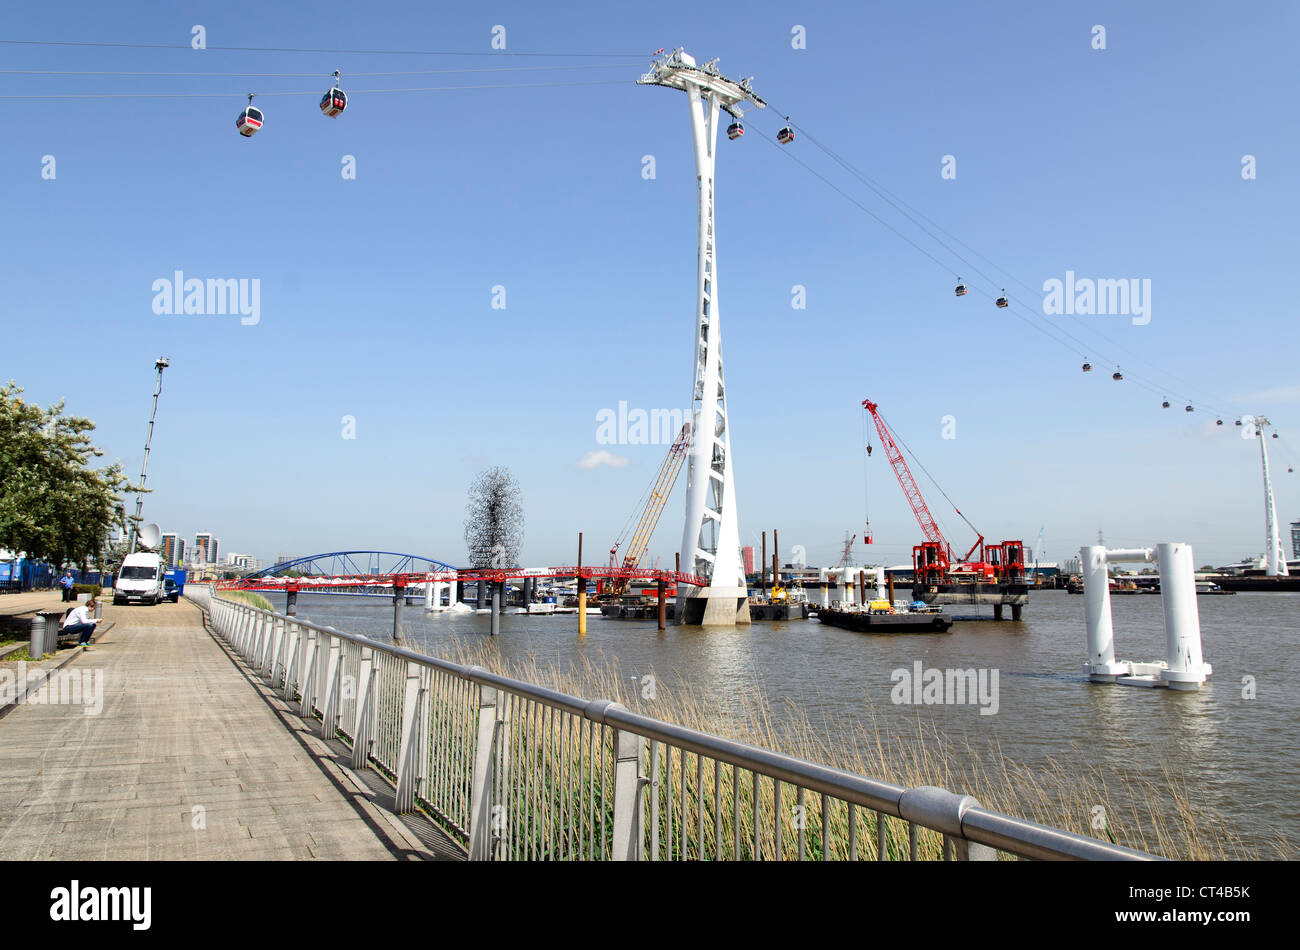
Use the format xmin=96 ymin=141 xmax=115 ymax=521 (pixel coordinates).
xmin=862 ymin=400 xmax=947 ymax=550
xmin=606 ymin=423 xmax=692 ymax=597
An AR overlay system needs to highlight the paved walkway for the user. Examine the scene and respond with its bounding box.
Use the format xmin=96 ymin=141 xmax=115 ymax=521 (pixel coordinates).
xmin=0 ymin=597 xmax=446 ymax=859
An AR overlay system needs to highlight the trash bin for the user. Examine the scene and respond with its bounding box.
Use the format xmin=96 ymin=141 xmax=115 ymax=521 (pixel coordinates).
xmin=31 ymin=611 xmax=65 ymax=657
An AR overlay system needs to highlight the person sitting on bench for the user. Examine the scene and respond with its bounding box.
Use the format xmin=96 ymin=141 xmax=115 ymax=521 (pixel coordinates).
xmin=61 ymin=598 xmax=102 ymax=649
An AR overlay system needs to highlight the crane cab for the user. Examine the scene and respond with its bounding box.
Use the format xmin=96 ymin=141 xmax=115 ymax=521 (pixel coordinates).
xmin=236 ymin=95 xmax=263 ymax=137
xmin=995 ymin=290 xmax=1009 ymax=308
xmin=954 ymin=279 xmax=967 ymax=296
xmin=726 ymin=122 xmax=744 ymax=140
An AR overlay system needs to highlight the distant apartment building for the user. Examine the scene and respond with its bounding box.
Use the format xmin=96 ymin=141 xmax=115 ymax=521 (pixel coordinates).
xmin=225 ymin=553 xmax=260 ymax=572
xmin=194 ymin=532 xmax=221 ymax=565
xmin=160 ymin=532 xmax=179 ymax=567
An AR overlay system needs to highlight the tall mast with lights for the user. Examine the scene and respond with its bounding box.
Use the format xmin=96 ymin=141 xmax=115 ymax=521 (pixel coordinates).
xmin=127 ymin=357 xmax=169 ymax=554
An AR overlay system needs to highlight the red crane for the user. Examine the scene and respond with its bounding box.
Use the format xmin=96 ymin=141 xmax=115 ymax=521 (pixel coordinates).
xmin=862 ymin=399 xmax=1021 ymax=584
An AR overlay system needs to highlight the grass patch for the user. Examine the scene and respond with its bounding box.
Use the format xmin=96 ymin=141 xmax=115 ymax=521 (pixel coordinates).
xmin=220 ymin=590 xmax=274 ymax=612
xmin=419 ymin=637 xmax=1281 ymax=861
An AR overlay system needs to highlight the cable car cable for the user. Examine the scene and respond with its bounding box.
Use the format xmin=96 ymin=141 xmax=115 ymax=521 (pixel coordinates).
xmin=0 ymin=78 xmax=630 ymax=99
xmin=753 ymin=106 xmax=1242 ymax=418
xmin=0 ymin=37 xmax=645 ymax=58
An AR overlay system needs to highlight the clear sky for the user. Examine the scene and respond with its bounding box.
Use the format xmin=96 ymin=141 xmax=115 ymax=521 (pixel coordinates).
xmin=3 ymin=0 xmax=1297 ymax=570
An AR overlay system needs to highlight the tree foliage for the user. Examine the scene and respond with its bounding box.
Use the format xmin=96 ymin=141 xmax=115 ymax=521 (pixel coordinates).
xmin=0 ymin=381 xmax=139 ymax=568
xmin=463 ymin=466 xmax=524 ymax=569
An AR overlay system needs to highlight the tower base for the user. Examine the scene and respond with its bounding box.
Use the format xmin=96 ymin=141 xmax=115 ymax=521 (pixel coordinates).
xmin=675 ymin=586 xmax=751 ymax=626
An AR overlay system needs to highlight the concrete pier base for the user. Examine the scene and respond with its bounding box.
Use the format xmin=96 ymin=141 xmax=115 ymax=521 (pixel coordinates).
xmin=677 ymin=587 xmax=751 ymax=626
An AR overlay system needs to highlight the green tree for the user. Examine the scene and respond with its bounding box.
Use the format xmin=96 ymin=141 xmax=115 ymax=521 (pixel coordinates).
xmin=0 ymin=381 xmax=139 ymax=569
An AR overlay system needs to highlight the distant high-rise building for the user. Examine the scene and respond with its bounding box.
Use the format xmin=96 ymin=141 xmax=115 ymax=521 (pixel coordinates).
xmin=742 ymin=546 xmax=755 ymax=575
xmin=160 ymin=532 xmax=179 ymax=567
xmin=176 ymin=537 xmax=185 ymax=566
xmin=194 ymin=533 xmax=222 ymax=565
xmin=1291 ymin=519 xmax=1300 ymax=559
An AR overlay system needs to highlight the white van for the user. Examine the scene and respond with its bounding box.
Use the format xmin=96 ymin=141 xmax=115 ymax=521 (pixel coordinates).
xmin=114 ymin=552 xmax=166 ymax=605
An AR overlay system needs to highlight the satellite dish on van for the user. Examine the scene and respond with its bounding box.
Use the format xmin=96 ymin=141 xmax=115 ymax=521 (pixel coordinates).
xmin=137 ymin=523 xmax=162 ymax=550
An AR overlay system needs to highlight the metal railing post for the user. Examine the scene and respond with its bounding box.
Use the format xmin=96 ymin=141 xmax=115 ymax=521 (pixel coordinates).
xmin=299 ymin=627 xmax=319 ymax=717
xmin=469 ymin=681 xmax=499 ymax=860
xmin=319 ymin=634 xmax=342 ymax=740
xmin=606 ymin=704 xmax=646 ymax=861
xmin=351 ymin=646 xmax=376 ymax=771
xmin=282 ymin=622 xmax=300 ymax=700
xmin=394 ymin=660 xmax=428 ymax=813
xmin=898 ymin=785 xmax=995 ymax=861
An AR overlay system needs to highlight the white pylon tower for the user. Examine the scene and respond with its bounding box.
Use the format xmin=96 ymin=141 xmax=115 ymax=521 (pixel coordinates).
xmin=639 ymin=49 xmax=765 ymax=624
xmin=1253 ymin=416 xmax=1289 ymax=576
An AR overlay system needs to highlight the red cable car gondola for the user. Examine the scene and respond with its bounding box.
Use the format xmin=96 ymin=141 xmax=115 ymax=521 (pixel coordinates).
xmin=955 ymin=278 xmax=967 ymax=296
xmin=320 ymin=70 xmax=347 ymax=117
xmin=777 ymin=117 xmax=794 ymax=145
xmin=236 ymin=94 xmax=263 ymax=137
xmin=726 ymin=121 xmax=744 ymax=140
xmin=995 ymin=289 xmax=1009 ymax=308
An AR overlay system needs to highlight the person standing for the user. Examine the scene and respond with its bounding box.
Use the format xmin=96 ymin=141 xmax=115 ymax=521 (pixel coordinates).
xmin=60 ymin=598 xmax=102 ymax=649
xmin=60 ymin=570 xmax=75 ymax=602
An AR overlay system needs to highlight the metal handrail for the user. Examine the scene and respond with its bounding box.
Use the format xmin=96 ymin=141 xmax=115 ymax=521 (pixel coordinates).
xmin=187 ymin=585 xmax=1157 ymax=862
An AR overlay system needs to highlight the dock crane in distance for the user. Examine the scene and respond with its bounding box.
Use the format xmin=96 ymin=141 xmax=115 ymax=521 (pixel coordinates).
xmin=603 ymin=423 xmax=692 ymax=600
xmin=861 ymin=399 xmax=1025 ymax=596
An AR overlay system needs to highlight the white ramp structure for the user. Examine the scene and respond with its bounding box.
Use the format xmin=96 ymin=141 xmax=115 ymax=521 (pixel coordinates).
xmin=1080 ymin=543 xmax=1212 ymax=690
xmin=639 ymin=49 xmax=765 ymax=625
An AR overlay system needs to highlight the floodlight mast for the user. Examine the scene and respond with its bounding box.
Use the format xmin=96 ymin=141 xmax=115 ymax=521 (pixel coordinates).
xmin=638 ymin=49 xmax=764 ymax=625
xmin=127 ymin=357 xmax=169 ymax=554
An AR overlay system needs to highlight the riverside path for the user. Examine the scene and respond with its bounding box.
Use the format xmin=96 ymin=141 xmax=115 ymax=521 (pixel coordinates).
xmin=0 ymin=594 xmax=458 ymax=860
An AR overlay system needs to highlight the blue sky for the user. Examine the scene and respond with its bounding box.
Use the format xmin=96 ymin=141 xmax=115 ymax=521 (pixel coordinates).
xmin=3 ymin=0 xmax=1297 ymax=570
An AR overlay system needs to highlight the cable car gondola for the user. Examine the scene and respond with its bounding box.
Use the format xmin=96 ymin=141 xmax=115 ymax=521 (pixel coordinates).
xmin=995 ymin=289 xmax=1009 ymax=308
xmin=1112 ymin=368 xmax=1123 ymax=381
xmin=1185 ymin=405 xmax=1194 ymax=412
xmin=1216 ymin=419 xmax=1224 ymax=426
xmin=1082 ymin=360 xmax=1092 ymax=372
xmin=954 ymin=278 xmax=967 ymax=296
xmin=1162 ymin=399 xmax=1170 ymax=408
xmin=777 ymin=117 xmax=794 ymax=145
xmin=726 ymin=121 xmax=744 ymax=140
xmin=320 ymin=70 xmax=347 ymax=117
xmin=236 ymin=94 xmax=263 ymax=137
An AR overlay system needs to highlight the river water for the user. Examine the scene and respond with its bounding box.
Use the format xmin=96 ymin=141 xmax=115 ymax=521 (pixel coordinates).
xmin=264 ymin=589 xmax=1298 ymax=855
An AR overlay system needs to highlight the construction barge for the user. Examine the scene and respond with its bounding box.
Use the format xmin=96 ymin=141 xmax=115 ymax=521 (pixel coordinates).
xmin=819 ymin=603 xmax=953 ymax=634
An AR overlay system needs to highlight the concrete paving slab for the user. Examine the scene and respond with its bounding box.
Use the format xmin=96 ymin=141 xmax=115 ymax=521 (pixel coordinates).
xmin=0 ymin=598 xmax=446 ymax=860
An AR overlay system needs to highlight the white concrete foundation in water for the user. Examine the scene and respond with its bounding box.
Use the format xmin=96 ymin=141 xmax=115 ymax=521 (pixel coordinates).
xmin=1080 ymin=543 xmax=1212 ymax=690
xmin=423 ymin=580 xmax=453 ymax=611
